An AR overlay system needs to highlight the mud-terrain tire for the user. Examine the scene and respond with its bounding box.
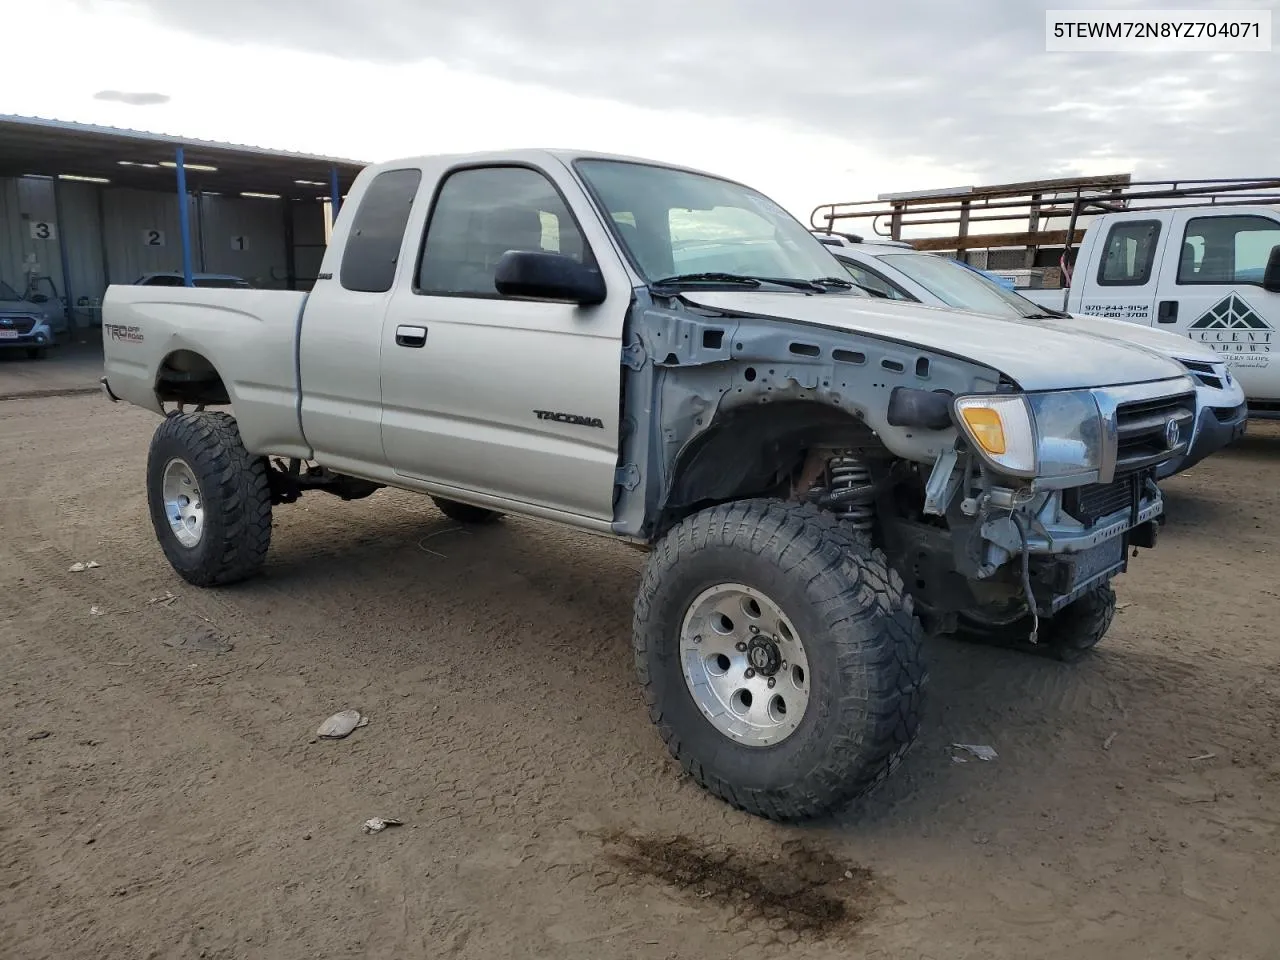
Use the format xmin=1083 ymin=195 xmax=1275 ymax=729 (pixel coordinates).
xmin=953 ymin=582 xmax=1117 ymax=663
xmin=633 ymin=499 xmax=926 ymax=821
xmin=146 ymin=412 xmax=272 ymax=586
xmin=430 ymin=496 xmax=502 ymax=525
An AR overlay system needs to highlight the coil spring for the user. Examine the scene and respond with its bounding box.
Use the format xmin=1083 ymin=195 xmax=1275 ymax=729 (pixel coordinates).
xmin=827 ymin=453 xmax=875 ymax=531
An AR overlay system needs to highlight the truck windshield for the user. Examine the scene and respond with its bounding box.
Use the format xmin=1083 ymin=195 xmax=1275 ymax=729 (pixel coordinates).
xmin=575 ymin=159 xmax=851 ymax=290
xmin=877 ymin=253 xmax=1050 ymax=320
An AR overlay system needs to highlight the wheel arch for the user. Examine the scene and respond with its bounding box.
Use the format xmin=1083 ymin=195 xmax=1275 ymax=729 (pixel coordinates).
xmin=154 ymin=349 xmax=232 ymax=407
xmin=660 ymin=399 xmax=883 ymax=527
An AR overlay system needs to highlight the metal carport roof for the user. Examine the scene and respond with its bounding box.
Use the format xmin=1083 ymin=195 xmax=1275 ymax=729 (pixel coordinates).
xmin=0 ymin=114 xmax=367 ymax=198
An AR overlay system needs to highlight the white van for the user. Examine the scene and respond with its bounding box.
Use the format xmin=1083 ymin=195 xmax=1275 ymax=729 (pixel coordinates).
xmin=1017 ymin=206 xmax=1280 ymax=416
xmin=816 ymin=236 xmax=1248 ymax=478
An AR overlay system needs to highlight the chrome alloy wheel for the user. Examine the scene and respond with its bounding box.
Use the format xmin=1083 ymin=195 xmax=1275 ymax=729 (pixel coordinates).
xmin=161 ymin=457 xmax=204 ymax=548
xmin=679 ymin=583 xmax=811 ymax=746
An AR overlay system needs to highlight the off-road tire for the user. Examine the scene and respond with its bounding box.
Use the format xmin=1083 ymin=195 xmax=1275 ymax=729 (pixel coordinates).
xmin=953 ymin=582 xmax=1117 ymax=663
xmin=146 ymin=412 xmax=272 ymax=586
xmin=633 ymin=499 xmax=927 ymax=821
xmin=430 ymin=496 xmax=502 ymax=525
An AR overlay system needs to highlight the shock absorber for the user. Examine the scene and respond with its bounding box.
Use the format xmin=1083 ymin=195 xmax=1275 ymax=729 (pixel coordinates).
xmin=826 ymin=452 xmax=875 ymax=532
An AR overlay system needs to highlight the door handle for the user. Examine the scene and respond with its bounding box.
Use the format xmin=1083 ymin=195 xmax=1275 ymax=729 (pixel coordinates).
xmin=395 ymin=324 xmax=427 ymax=348
xmin=1156 ymin=301 xmax=1178 ymax=324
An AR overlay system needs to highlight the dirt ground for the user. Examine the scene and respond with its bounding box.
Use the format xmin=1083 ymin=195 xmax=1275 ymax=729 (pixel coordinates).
xmin=3 ymin=395 xmax=1279 ymax=960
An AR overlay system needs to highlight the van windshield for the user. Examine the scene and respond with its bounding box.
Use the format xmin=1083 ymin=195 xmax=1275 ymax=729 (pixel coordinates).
xmin=575 ymin=159 xmax=851 ymax=289
xmin=878 ymin=254 xmax=1050 ymax=319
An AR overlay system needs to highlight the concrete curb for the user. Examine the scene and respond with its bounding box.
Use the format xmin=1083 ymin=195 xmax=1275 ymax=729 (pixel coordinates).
xmin=0 ymin=386 xmax=103 ymax=402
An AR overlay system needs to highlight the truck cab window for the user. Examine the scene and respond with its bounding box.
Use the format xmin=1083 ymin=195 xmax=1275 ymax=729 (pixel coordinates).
xmin=1097 ymin=220 xmax=1161 ymax=286
xmin=417 ymin=166 xmax=590 ymax=297
xmin=1178 ymin=215 xmax=1280 ymax=285
xmin=339 ymin=168 xmax=423 ymax=294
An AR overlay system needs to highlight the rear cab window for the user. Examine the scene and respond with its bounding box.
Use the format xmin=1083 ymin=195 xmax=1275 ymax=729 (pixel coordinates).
xmin=340 ymin=168 xmax=424 ymax=293
xmin=1097 ymin=220 xmax=1162 ymax=286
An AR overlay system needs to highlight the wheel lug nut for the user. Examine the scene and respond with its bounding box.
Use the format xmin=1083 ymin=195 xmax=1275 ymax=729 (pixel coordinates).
xmin=744 ymin=668 xmax=755 ymax=679
xmin=692 ymin=634 xmax=702 ymax=644
xmin=735 ymin=642 xmax=748 ymax=652
xmin=749 ymin=625 xmax=760 ymax=634
xmin=768 ymin=677 xmax=776 ymax=689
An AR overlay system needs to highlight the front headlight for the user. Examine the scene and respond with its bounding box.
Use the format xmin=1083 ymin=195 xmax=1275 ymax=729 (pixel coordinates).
xmin=953 ymin=390 xmax=1103 ymax=480
xmin=1027 ymin=390 xmax=1103 ymax=478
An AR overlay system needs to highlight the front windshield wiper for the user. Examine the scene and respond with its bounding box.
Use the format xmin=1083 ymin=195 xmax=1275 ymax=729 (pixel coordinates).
xmin=652 ymin=273 xmax=855 ymax=294
xmin=651 ymin=272 xmax=763 ymax=289
xmin=1024 ymin=311 xmax=1070 ymax=319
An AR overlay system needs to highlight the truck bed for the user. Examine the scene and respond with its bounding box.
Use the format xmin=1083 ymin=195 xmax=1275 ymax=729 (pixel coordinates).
xmin=101 ymin=285 xmax=310 ymax=456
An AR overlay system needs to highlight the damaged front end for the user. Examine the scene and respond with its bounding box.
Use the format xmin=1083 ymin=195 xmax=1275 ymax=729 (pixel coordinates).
xmin=874 ymin=379 xmax=1196 ymax=635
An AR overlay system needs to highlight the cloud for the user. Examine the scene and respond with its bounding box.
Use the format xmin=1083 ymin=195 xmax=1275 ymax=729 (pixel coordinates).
xmin=99 ymin=0 xmax=1280 ymax=187
xmin=93 ymin=90 xmax=171 ymax=106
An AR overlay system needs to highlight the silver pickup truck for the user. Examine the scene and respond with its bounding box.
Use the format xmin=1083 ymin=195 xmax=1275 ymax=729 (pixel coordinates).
xmin=102 ymin=150 xmax=1194 ymax=821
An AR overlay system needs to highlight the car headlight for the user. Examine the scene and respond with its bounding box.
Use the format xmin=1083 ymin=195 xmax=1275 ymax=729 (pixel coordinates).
xmin=953 ymin=390 xmax=1103 ymax=480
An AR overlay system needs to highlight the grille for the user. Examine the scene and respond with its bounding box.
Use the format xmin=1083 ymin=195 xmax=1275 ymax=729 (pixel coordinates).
xmin=1214 ymin=403 xmax=1246 ymax=423
xmin=1180 ymin=359 xmax=1224 ymax=390
xmin=1114 ymin=392 xmax=1196 ymax=474
xmin=0 ymin=316 xmax=36 ymax=335
xmin=1064 ymin=474 xmax=1136 ymax=527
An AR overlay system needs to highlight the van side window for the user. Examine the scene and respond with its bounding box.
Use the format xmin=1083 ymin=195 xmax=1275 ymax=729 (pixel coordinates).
xmin=339 ymin=168 xmax=423 ymax=294
xmin=1178 ymin=215 xmax=1280 ymax=285
xmin=416 ymin=166 xmax=591 ymax=297
xmin=1096 ymin=220 xmax=1161 ymax=286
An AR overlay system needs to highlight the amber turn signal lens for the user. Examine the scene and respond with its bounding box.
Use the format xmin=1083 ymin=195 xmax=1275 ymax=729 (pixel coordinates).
xmin=960 ymin=407 xmax=1007 ymax=455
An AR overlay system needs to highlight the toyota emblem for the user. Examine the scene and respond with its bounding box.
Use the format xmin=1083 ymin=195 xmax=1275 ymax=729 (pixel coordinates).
xmin=1164 ymin=418 xmax=1181 ymax=449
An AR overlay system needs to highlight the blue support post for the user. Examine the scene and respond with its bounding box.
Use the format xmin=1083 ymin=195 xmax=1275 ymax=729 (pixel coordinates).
xmin=175 ymin=147 xmax=194 ymax=287
xmin=329 ymin=165 xmax=342 ymax=226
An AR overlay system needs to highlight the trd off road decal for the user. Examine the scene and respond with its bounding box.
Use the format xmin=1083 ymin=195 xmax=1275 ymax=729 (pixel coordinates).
xmin=1188 ymin=293 xmax=1272 ymax=368
xmin=104 ymin=323 xmax=145 ymax=343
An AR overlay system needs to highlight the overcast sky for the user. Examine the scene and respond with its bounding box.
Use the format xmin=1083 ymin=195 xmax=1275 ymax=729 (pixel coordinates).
xmin=5 ymin=0 xmax=1278 ymax=226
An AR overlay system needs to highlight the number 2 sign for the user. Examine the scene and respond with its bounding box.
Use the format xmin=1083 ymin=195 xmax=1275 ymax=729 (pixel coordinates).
xmin=143 ymin=229 xmax=167 ymax=247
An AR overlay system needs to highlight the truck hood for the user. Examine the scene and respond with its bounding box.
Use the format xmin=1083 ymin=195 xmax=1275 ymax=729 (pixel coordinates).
xmin=684 ymin=291 xmax=1187 ymax=391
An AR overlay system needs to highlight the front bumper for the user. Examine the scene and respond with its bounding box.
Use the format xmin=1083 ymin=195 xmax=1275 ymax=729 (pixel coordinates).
xmin=1155 ymin=401 xmax=1248 ymax=479
xmin=977 ymin=476 xmax=1162 ymax=615
xmin=0 ymin=324 xmax=54 ymax=351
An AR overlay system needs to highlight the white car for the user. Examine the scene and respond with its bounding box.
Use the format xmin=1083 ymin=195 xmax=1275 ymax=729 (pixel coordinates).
xmin=817 ymin=236 xmax=1247 ymax=478
xmin=134 ymin=272 xmax=252 ymax=289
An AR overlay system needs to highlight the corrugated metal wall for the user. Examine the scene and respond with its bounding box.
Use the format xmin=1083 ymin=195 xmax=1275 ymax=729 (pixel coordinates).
xmin=100 ymin=186 xmax=191 ymax=283
xmin=1 ymin=175 xmax=332 ymax=315
xmin=0 ymin=177 xmax=65 ymax=301
xmin=198 ymin=195 xmax=287 ymax=287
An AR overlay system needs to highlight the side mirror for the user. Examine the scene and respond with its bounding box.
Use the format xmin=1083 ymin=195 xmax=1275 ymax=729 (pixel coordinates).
xmin=494 ymin=251 xmax=606 ymax=305
xmin=1263 ymin=245 xmax=1280 ymax=293
xmin=29 ymin=293 xmax=48 ymax=303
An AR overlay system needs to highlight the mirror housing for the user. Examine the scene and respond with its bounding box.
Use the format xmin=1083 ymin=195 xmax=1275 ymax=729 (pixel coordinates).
xmin=29 ymin=293 xmax=48 ymax=303
xmin=1263 ymin=245 xmax=1280 ymax=293
xmin=494 ymin=251 xmax=606 ymax=305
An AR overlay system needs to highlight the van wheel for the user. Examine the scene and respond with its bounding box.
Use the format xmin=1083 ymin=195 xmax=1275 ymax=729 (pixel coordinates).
xmin=633 ymin=499 xmax=926 ymax=821
xmin=146 ymin=412 xmax=272 ymax=586
xmin=430 ymin=497 xmax=502 ymax=525
xmin=953 ymin=582 xmax=1117 ymax=662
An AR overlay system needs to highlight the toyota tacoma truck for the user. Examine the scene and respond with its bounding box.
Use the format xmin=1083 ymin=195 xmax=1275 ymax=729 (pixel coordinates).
xmin=101 ymin=149 xmax=1194 ymax=821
